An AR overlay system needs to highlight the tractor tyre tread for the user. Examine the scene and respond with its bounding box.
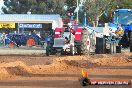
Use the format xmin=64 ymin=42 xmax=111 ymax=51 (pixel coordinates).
xmin=81 ymin=30 xmax=90 ymax=55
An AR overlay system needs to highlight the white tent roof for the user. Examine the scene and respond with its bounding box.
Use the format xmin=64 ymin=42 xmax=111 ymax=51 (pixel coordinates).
xmin=0 ymin=14 xmax=60 ymax=22
xmin=0 ymin=14 xmax=63 ymax=29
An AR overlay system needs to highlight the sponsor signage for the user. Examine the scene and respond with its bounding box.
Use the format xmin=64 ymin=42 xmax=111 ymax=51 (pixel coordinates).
xmin=18 ymin=24 xmax=42 ymax=28
xmin=90 ymin=79 xmax=130 ymax=85
xmin=0 ymin=23 xmax=15 ymax=28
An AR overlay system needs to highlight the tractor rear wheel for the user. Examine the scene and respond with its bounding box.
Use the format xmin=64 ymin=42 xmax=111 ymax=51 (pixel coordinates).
xmin=81 ymin=30 xmax=90 ymax=55
xmin=130 ymin=31 xmax=132 ymax=52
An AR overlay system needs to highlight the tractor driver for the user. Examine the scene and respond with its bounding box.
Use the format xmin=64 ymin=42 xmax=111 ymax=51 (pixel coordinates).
xmin=115 ymin=24 xmax=124 ymax=36
xmin=65 ymin=37 xmax=69 ymax=44
xmin=59 ymin=31 xmax=69 ymax=43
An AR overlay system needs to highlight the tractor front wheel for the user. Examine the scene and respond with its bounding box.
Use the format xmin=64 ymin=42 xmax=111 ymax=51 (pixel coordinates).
xmin=46 ymin=46 xmax=50 ymax=56
xmin=76 ymin=46 xmax=81 ymax=55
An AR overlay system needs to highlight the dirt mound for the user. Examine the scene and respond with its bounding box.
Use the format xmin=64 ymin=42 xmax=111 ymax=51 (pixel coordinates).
xmin=0 ymin=61 xmax=26 ymax=67
xmin=53 ymin=56 xmax=87 ymax=61
xmin=0 ymin=68 xmax=10 ymax=80
xmin=53 ymin=53 xmax=132 ymax=66
xmin=6 ymin=65 xmax=31 ymax=76
xmin=0 ymin=61 xmax=32 ymax=79
xmin=0 ymin=59 xmax=81 ymax=78
xmin=51 ymin=54 xmax=132 ymax=68
xmin=30 ymin=56 xmax=99 ymax=74
xmin=92 ymin=57 xmax=131 ymax=66
xmin=0 ymin=52 xmax=131 ymax=79
xmin=61 ymin=60 xmax=98 ymax=68
xmin=31 ymin=60 xmax=82 ymax=74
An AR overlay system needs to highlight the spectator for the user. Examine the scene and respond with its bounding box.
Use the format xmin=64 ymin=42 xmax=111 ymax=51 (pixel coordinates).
xmin=0 ymin=32 xmax=5 ymax=46
xmin=5 ymin=33 xmax=10 ymax=47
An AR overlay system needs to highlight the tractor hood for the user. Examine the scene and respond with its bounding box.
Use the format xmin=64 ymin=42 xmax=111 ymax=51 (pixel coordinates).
xmin=108 ymin=23 xmax=132 ymax=31
xmin=122 ymin=24 xmax=132 ymax=31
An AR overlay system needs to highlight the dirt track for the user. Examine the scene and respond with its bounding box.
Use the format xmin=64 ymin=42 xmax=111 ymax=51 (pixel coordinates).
xmin=0 ymin=79 xmax=131 ymax=88
xmin=0 ymin=49 xmax=131 ymax=88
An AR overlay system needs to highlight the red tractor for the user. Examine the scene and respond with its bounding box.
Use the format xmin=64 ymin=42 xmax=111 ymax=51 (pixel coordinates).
xmin=46 ymin=26 xmax=96 ymax=56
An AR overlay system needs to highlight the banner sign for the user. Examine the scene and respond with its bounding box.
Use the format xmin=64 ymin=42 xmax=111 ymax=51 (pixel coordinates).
xmin=18 ymin=24 xmax=42 ymax=28
xmin=0 ymin=23 xmax=15 ymax=28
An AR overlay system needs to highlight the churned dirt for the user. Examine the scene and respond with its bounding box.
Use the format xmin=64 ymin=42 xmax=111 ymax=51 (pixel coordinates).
xmin=0 ymin=51 xmax=131 ymax=88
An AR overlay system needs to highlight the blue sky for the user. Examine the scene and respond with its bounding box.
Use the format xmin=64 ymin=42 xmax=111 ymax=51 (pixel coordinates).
xmin=0 ymin=0 xmax=4 ymax=13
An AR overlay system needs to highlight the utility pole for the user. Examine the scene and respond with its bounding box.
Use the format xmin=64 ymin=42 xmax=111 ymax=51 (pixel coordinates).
xmin=77 ymin=0 xmax=79 ymax=23
xmin=84 ymin=12 xmax=87 ymax=26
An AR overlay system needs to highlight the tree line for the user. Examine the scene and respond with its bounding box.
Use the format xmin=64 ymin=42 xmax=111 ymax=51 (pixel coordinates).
xmin=2 ymin=0 xmax=132 ymax=26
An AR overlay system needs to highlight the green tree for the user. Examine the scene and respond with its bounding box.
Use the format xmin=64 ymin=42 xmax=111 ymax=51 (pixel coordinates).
xmin=2 ymin=0 xmax=33 ymax=14
xmin=84 ymin=0 xmax=132 ymax=26
xmin=2 ymin=0 xmax=67 ymax=14
xmin=2 ymin=0 xmax=48 ymax=14
xmin=115 ymin=0 xmax=132 ymax=9
xmin=65 ymin=0 xmax=76 ymax=7
xmin=30 ymin=0 xmax=47 ymax=14
xmin=84 ymin=0 xmax=116 ymax=27
xmin=44 ymin=0 xmax=66 ymax=14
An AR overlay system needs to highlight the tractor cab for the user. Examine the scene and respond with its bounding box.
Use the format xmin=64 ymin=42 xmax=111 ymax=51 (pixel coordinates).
xmin=112 ymin=9 xmax=132 ymax=50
